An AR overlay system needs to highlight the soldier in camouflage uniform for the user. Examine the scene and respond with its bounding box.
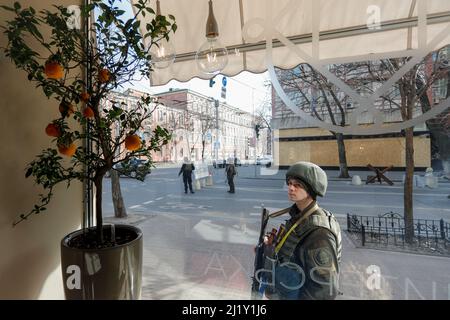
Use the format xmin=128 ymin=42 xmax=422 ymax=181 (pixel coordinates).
xmin=264 ymin=161 xmax=342 ymax=300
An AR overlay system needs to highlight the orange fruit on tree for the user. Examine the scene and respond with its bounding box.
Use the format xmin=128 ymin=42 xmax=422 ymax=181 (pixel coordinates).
xmin=125 ymin=134 xmax=141 ymax=151
xmin=58 ymin=143 xmax=77 ymax=157
xmin=98 ymin=68 xmax=111 ymax=83
xmin=59 ymin=101 xmax=74 ymax=117
xmin=45 ymin=123 xmax=61 ymax=137
xmin=83 ymin=106 xmax=95 ymax=118
xmin=80 ymin=92 xmax=90 ymax=103
xmin=44 ymin=61 xmax=64 ymax=79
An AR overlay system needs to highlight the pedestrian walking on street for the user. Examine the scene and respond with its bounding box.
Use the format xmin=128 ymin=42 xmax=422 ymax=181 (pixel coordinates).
xmin=225 ymin=157 xmax=237 ymax=193
xmin=178 ymin=157 xmax=195 ymax=194
xmin=256 ymin=161 xmax=342 ymax=300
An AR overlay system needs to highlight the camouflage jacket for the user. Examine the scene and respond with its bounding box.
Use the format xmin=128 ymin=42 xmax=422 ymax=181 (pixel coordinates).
xmin=272 ymin=201 xmax=342 ymax=300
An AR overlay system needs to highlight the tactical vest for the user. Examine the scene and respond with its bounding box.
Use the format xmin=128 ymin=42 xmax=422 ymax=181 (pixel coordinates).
xmin=276 ymin=207 xmax=342 ymax=264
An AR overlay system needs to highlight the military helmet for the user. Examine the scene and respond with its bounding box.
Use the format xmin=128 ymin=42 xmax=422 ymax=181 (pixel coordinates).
xmin=286 ymin=161 xmax=328 ymax=197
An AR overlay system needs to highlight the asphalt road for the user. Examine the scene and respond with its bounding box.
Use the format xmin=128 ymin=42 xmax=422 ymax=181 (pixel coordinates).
xmin=102 ymin=165 xmax=450 ymax=221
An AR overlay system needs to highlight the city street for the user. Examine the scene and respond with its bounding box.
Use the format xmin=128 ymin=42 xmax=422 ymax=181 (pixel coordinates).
xmin=103 ymin=165 xmax=450 ymax=221
xmin=102 ymin=165 xmax=450 ymax=300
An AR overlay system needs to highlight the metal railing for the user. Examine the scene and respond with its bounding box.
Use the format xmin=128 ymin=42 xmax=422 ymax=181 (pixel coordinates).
xmin=347 ymin=212 xmax=450 ymax=253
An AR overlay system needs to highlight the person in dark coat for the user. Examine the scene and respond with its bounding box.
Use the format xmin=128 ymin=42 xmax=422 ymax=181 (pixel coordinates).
xmin=225 ymin=157 xmax=237 ymax=193
xmin=178 ymin=157 xmax=195 ymax=194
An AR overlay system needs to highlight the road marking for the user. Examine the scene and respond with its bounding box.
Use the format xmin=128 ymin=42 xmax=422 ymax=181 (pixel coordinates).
xmin=152 ymin=210 xmax=262 ymax=221
xmin=149 ymin=178 xmax=179 ymax=182
xmin=143 ymin=200 xmax=154 ymax=204
xmin=251 ymin=206 xmax=287 ymax=215
xmin=155 ymin=197 xmax=164 ymax=201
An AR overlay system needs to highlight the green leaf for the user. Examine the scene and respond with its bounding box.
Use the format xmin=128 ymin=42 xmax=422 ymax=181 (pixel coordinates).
xmin=25 ymin=168 xmax=33 ymax=178
xmin=0 ymin=5 xmax=15 ymax=11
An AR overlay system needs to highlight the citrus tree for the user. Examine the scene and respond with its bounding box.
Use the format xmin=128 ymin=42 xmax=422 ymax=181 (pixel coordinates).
xmin=1 ymin=0 xmax=176 ymax=246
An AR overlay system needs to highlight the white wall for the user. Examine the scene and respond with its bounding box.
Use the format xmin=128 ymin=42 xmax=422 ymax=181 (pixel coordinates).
xmin=0 ymin=0 xmax=82 ymax=299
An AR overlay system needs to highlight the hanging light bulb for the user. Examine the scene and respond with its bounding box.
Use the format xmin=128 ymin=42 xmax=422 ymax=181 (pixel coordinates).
xmin=195 ymin=0 xmax=228 ymax=75
xmin=150 ymin=38 xmax=175 ymax=69
xmin=150 ymin=0 xmax=176 ymax=69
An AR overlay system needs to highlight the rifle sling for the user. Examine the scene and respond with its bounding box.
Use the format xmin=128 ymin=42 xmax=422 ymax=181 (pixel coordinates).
xmin=268 ymin=207 xmax=290 ymax=218
xmin=274 ymin=203 xmax=319 ymax=254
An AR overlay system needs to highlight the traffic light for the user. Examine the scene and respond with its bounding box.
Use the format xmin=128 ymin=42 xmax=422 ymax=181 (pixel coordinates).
xmin=255 ymin=124 xmax=260 ymax=139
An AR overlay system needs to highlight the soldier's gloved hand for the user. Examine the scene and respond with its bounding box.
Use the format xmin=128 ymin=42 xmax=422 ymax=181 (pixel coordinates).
xmin=263 ymin=231 xmax=276 ymax=246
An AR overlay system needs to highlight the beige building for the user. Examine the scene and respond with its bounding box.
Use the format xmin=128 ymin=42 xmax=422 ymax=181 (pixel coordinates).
xmin=273 ymin=126 xmax=431 ymax=169
xmin=271 ymin=67 xmax=434 ymax=169
xmin=106 ymin=88 xmax=271 ymax=163
xmin=153 ymin=88 xmax=260 ymax=162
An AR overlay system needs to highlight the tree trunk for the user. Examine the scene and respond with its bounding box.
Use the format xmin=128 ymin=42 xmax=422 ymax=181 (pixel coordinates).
xmin=201 ymin=140 xmax=205 ymax=160
xmin=335 ymin=132 xmax=350 ymax=178
xmin=111 ymin=170 xmax=127 ymax=218
xmin=404 ymin=127 xmax=415 ymax=243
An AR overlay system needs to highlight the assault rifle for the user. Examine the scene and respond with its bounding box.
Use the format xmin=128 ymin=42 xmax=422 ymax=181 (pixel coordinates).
xmin=251 ymin=206 xmax=290 ymax=299
xmin=251 ymin=206 xmax=269 ymax=300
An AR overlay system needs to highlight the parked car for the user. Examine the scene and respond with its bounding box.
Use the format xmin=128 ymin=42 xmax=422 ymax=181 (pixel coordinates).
xmin=256 ymin=156 xmax=272 ymax=167
xmin=105 ymin=158 xmax=150 ymax=179
xmin=213 ymin=158 xmax=226 ymax=168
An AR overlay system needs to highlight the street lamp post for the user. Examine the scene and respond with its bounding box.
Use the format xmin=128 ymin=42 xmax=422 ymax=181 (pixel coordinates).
xmin=254 ymin=124 xmax=258 ymax=178
xmin=251 ymin=88 xmax=258 ymax=177
xmin=214 ymin=99 xmax=219 ymax=163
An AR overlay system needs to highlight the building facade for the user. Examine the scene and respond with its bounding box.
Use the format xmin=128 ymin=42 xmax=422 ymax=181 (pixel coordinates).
xmin=156 ymin=88 xmax=260 ymax=162
xmin=105 ymin=88 xmax=262 ymax=163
